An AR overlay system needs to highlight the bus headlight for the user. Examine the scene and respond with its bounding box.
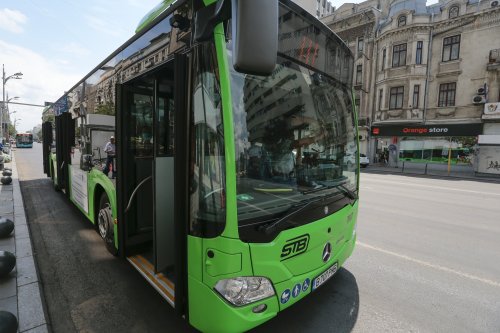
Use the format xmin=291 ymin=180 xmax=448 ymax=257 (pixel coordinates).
xmin=214 ymin=277 xmax=275 ymax=306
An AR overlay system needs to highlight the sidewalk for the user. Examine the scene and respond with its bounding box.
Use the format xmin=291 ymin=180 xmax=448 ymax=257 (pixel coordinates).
xmin=0 ymin=152 xmax=49 ymax=332
xmin=363 ymin=161 xmax=500 ymax=181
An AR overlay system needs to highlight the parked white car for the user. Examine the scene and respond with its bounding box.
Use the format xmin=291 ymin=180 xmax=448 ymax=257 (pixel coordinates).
xmin=360 ymin=154 xmax=369 ymax=168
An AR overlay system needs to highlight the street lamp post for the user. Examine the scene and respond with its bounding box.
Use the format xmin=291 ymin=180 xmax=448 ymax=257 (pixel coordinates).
xmin=2 ymin=64 xmax=23 ymax=143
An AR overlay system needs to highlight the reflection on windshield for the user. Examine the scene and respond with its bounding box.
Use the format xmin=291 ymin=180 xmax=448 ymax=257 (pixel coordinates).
xmin=231 ymin=56 xmax=358 ymax=228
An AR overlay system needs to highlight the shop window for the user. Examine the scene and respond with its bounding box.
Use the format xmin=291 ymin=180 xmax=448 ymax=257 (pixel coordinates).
xmin=398 ymin=15 xmax=407 ymax=27
xmin=438 ymin=82 xmax=456 ymax=107
xmin=416 ymin=41 xmax=423 ymax=65
xmin=442 ymin=35 xmax=460 ymax=62
xmin=392 ymin=43 xmax=407 ymax=67
xmin=449 ymin=6 xmax=459 ymax=19
xmin=389 ymin=86 xmax=404 ymax=109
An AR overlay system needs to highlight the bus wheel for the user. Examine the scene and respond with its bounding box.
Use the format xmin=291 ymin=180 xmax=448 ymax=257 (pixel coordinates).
xmin=98 ymin=193 xmax=118 ymax=256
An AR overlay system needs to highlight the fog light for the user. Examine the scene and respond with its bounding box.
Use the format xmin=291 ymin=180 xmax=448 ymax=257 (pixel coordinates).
xmin=252 ymin=304 xmax=267 ymax=313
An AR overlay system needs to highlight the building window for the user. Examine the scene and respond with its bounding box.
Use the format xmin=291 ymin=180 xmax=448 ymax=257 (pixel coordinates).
xmin=378 ymin=89 xmax=383 ymax=111
xmin=356 ymin=65 xmax=362 ymax=84
xmin=438 ymin=82 xmax=456 ymax=107
xmin=358 ymin=38 xmax=364 ymax=54
xmin=398 ymin=15 xmax=407 ymax=27
xmin=389 ymin=86 xmax=404 ymax=109
xmin=442 ymin=35 xmax=460 ymax=62
xmin=416 ymin=41 xmax=423 ymax=64
xmin=449 ymin=6 xmax=459 ymax=19
xmin=382 ymin=48 xmax=386 ymax=70
xmin=392 ymin=43 xmax=407 ymax=67
xmin=413 ymin=85 xmax=420 ymax=108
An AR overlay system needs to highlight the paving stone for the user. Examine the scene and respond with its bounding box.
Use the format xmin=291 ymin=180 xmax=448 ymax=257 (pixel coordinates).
xmin=22 ymin=324 xmax=49 ymax=333
xmin=15 ymin=224 xmax=30 ymax=239
xmin=18 ymin=283 xmax=46 ymax=332
xmin=15 ymin=237 xmax=32 ymax=259
xmin=0 ymin=273 xmax=17 ymax=299
xmin=16 ymin=256 xmax=38 ymax=287
xmin=14 ymin=214 xmax=27 ymax=225
xmin=0 ymin=295 xmax=17 ymax=314
xmin=0 ymin=236 xmax=15 ymax=252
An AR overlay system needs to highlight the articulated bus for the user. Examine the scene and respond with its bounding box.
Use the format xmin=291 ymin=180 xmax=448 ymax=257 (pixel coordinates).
xmin=15 ymin=133 xmax=34 ymax=148
xmin=41 ymin=0 xmax=358 ymax=331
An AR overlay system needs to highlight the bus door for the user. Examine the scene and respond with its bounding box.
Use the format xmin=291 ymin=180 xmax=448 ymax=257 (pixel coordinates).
xmin=42 ymin=122 xmax=53 ymax=176
xmin=55 ymin=112 xmax=74 ymax=196
xmin=117 ymin=58 xmax=188 ymax=311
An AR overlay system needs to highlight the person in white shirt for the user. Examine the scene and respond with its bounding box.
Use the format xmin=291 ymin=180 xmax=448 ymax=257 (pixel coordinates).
xmin=103 ymin=136 xmax=116 ymax=178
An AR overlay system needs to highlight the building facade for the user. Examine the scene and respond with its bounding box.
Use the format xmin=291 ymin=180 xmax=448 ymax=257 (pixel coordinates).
xmin=323 ymin=0 xmax=500 ymax=176
xmin=293 ymin=0 xmax=335 ymax=18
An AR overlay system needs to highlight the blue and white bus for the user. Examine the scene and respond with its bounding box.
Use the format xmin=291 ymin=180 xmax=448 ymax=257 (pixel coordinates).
xmin=16 ymin=133 xmax=33 ymax=148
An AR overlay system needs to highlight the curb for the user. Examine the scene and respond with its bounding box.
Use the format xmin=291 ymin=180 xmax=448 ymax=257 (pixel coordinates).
xmin=361 ymin=167 xmax=500 ymax=183
xmin=7 ymin=152 xmax=49 ymax=332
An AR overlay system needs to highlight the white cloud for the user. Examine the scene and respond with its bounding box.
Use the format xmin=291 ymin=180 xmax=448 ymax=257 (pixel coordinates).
xmin=60 ymin=42 xmax=91 ymax=57
xmin=0 ymin=8 xmax=27 ymax=33
xmin=85 ymin=15 xmax=124 ymax=37
xmin=0 ymin=40 xmax=82 ymax=132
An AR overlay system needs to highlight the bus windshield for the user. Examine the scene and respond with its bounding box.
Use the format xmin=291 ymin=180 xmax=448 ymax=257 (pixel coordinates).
xmin=229 ymin=2 xmax=357 ymax=242
xmin=16 ymin=133 xmax=34 ymax=145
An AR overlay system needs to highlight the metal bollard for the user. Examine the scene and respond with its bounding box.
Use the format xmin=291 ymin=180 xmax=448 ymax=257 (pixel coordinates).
xmin=424 ymin=163 xmax=428 ymax=175
xmin=402 ymin=161 xmax=405 ymax=173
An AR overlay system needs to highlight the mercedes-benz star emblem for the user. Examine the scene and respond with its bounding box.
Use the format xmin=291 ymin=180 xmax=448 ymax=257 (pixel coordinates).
xmin=322 ymin=242 xmax=332 ymax=262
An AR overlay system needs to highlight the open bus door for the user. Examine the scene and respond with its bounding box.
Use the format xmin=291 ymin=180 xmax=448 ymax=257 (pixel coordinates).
xmin=116 ymin=53 xmax=188 ymax=316
xmin=54 ymin=112 xmax=74 ymax=196
xmin=42 ymin=122 xmax=53 ymax=176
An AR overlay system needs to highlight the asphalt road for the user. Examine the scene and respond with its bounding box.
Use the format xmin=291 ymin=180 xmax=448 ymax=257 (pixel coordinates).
xmin=15 ymin=144 xmax=500 ymax=333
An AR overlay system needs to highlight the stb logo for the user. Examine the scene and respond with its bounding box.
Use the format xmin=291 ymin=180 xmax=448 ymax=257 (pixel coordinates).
xmin=281 ymin=234 xmax=310 ymax=261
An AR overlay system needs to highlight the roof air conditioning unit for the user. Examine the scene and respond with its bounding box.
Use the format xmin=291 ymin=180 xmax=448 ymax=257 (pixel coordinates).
xmin=472 ymin=95 xmax=486 ymax=104
xmin=477 ymin=87 xmax=486 ymax=95
xmin=491 ymin=0 xmax=499 ymax=7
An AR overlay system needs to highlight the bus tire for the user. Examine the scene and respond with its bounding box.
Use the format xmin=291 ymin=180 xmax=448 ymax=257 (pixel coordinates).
xmin=97 ymin=193 xmax=118 ymax=256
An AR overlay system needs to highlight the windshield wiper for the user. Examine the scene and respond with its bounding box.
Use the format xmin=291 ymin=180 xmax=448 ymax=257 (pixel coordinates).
xmin=261 ymin=198 xmax=321 ymax=235
xmin=261 ymin=191 xmax=345 ymax=235
xmin=302 ymin=184 xmax=358 ymax=200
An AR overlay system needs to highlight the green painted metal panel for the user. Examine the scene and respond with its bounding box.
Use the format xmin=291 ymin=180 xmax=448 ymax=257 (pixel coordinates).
xmin=213 ymin=24 xmax=239 ymax=240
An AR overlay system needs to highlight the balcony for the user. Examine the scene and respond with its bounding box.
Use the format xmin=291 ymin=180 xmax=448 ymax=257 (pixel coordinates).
xmin=374 ymin=108 xmax=423 ymax=123
xmin=483 ymin=102 xmax=500 ymax=119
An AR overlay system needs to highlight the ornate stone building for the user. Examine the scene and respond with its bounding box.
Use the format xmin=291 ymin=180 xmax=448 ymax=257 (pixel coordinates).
xmin=323 ymin=0 xmax=500 ymax=176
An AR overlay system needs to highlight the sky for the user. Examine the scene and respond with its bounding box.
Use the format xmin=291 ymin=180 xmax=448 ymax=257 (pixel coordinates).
xmin=0 ymin=0 xmax=159 ymax=132
xmin=1 ymin=0 xmax=439 ymax=133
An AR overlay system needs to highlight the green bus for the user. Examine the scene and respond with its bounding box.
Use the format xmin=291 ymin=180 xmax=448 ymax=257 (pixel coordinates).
xmin=41 ymin=1 xmax=358 ymax=331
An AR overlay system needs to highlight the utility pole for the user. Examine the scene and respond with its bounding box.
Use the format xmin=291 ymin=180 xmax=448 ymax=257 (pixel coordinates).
xmin=2 ymin=64 xmax=23 ymax=143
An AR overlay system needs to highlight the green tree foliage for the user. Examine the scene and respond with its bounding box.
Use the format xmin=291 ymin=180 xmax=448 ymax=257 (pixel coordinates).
xmin=95 ymin=102 xmax=115 ymax=116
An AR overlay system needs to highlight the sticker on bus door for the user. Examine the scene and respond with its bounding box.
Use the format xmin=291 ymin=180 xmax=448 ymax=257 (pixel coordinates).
xmin=70 ymin=167 xmax=89 ymax=214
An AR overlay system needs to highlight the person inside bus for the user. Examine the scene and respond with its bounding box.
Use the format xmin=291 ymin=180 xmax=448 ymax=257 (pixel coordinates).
xmin=103 ymin=136 xmax=116 ymax=178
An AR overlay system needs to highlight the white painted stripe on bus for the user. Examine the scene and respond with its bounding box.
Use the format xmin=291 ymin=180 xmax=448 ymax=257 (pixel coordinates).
xmin=362 ymin=179 xmax=500 ymax=196
xmin=357 ymin=241 xmax=500 ymax=288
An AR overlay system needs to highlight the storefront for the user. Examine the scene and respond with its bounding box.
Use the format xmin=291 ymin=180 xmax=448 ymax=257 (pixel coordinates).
xmin=370 ymin=124 xmax=483 ymax=168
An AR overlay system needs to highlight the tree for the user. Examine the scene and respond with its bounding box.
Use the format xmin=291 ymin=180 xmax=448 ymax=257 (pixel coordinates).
xmin=8 ymin=124 xmax=16 ymax=136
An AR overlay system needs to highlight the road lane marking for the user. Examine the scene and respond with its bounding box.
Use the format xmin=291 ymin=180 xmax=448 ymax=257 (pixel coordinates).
xmin=361 ymin=179 xmax=500 ymax=196
xmin=357 ymin=241 xmax=500 ymax=288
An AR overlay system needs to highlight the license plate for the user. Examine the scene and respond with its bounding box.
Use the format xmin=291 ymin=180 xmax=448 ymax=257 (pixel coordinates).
xmin=312 ymin=262 xmax=338 ymax=291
